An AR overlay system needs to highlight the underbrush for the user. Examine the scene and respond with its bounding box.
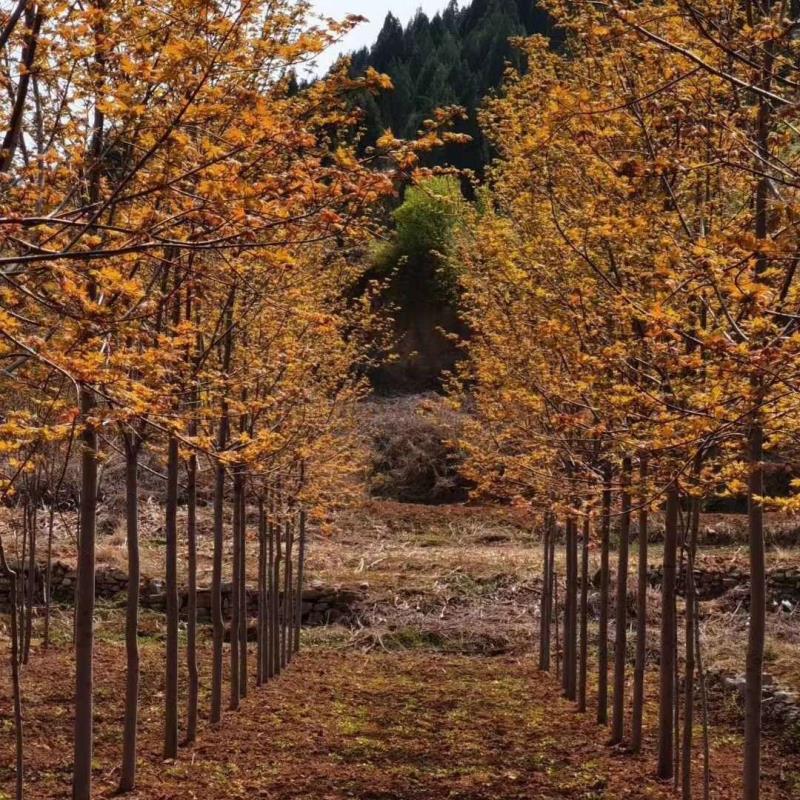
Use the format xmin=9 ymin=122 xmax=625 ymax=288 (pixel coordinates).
xmin=362 ymin=394 xmax=471 ymax=504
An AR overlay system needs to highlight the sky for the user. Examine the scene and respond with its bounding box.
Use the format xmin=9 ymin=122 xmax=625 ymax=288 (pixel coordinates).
xmin=311 ymin=1 xmax=454 ymax=74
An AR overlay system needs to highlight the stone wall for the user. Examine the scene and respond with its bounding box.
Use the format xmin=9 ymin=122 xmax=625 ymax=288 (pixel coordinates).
xmin=707 ymin=669 xmax=800 ymax=734
xmin=0 ymin=561 xmax=364 ymax=626
xmin=647 ymin=564 xmax=800 ymax=607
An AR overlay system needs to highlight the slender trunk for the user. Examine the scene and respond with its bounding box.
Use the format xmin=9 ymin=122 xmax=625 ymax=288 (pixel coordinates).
xmin=211 ymin=295 xmax=233 ymax=723
xmin=44 ymin=504 xmax=54 ymax=649
xmin=562 ymin=516 xmax=576 ymax=700
xmin=568 ymin=515 xmax=578 ymax=700
xmin=72 ymin=11 xmax=104 ymax=788
xmin=682 ymin=496 xmax=700 ymax=800
xmin=578 ymin=516 xmax=589 ymax=713
xmin=539 ymin=513 xmax=552 ymax=671
xmin=554 ymin=566 xmax=560 ymax=682
xmin=744 ymin=422 xmax=765 ymax=800
xmin=548 ymin=522 xmax=555 ymax=670
xmin=632 ymin=453 xmax=649 ymax=753
xmin=294 ymin=499 xmax=306 ymax=654
xmin=18 ymin=502 xmax=27 ymax=661
xmin=658 ymin=481 xmax=679 ymax=780
xmin=611 ymin=457 xmax=631 ymax=746
xmin=743 ymin=22 xmax=772 ymax=794
xmin=23 ymin=498 xmax=36 ymax=663
xmin=229 ymin=470 xmax=242 ymax=710
xmin=184 ymin=254 xmax=199 ymax=744
xmin=675 ymin=536 xmax=685 ymax=787
xmin=185 ymin=447 xmax=199 ymax=744
xmin=273 ymin=498 xmax=282 ymax=676
xmin=282 ymin=517 xmax=293 ymax=669
xmin=119 ymin=435 xmax=141 ymax=793
xmin=73 ymin=384 xmax=97 ymax=800
xmin=211 ymin=454 xmax=226 ymax=722
xmin=598 ymin=465 xmax=612 ymax=725
xmin=164 ymin=435 xmax=179 ymax=759
xmin=238 ymin=475 xmax=248 ymax=696
xmin=257 ymin=497 xmax=267 ymax=686
xmin=239 ymin=472 xmax=248 ymax=697
xmin=1 ymin=543 xmax=24 ymax=800
xmin=267 ymin=492 xmax=276 ymax=680
xmin=695 ymin=595 xmax=711 ymax=800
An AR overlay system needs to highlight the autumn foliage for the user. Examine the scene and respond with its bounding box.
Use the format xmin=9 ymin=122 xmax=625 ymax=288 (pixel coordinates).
xmin=0 ymin=1 xmax=448 ymax=797
xmin=455 ymin=1 xmax=800 ymax=798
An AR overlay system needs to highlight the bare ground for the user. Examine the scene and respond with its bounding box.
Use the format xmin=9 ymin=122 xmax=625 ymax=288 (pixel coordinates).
xmin=1 ymin=499 xmax=800 ymax=797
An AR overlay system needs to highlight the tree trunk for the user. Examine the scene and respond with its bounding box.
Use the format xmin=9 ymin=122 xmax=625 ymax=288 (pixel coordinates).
xmin=73 ymin=384 xmax=97 ymax=800
xmin=294 ymin=499 xmax=306 ymax=654
xmin=18 ymin=501 xmax=27 ymax=662
xmin=682 ymin=495 xmax=700 ymax=800
xmin=554 ymin=565 xmax=560 ymax=682
xmin=631 ymin=453 xmax=649 ymax=753
xmin=597 ymin=465 xmax=611 ymax=726
xmin=23 ymin=496 xmax=36 ymax=663
xmin=273 ymin=498 xmax=282 ymax=676
xmin=695 ymin=592 xmax=711 ymax=800
xmin=185 ymin=445 xmax=199 ymax=744
xmin=257 ymin=497 xmax=267 ymax=686
xmin=211 ymin=450 xmax=226 ymax=722
xmin=658 ymin=481 xmax=679 ymax=780
xmin=611 ymin=457 xmax=631 ymax=746
xmin=548 ymin=521 xmax=555 ymax=671
xmin=744 ymin=422 xmax=765 ymax=800
xmin=211 ymin=296 xmax=233 ymax=723
xmin=44 ymin=503 xmax=55 ymax=650
xmin=164 ymin=434 xmax=179 ymax=759
xmin=119 ymin=435 xmax=140 ymax=793
xmin=267 ymin=491 xmax=276 ymax=680
xmin=238 ymin=473 xmax=248 ymax=696
xmin=282 ymin=516 xmax=293 ymax=669
xmin=229 ymin=469 xmax=242 ymax=710
xmin=563 ymin=514 xmax=578 ymax=701
xmin=539 ymin=513 xmax=552 ymax=671
xmin=1 ymin=541 xmax=24 ymax=800
xmin=578 ymin=516 xmax=589 ymax=713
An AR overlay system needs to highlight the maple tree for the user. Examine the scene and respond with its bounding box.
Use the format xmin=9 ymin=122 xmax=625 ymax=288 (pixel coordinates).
xmin=0 ymin=0 xmax=439 ymax=796
xmin=455 ymin=1 xmax=800 ymax=798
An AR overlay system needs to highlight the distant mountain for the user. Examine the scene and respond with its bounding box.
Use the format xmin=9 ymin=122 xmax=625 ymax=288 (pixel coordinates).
xmin=346 ymin=0 xmax=555 ymax=175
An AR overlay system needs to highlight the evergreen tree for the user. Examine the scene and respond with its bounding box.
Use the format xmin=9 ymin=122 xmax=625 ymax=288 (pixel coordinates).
xmin=347 ymin=0 xmax=556 ymax=176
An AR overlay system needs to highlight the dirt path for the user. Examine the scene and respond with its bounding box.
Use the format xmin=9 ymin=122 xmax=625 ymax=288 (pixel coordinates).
xmin=5 ymin=641 xmax=791 ymax=799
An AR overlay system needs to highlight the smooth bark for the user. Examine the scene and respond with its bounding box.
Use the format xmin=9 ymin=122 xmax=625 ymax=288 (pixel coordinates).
xmin=539 ymin=513 xmax=552 ymax=671
xmin=238 ymin=473 xmax=247 ymax=696
xmin=631 ymin=454 xmax=649 ymax=753
xmin=229 ymin=469 xmax=243 ymax=710
xmin=73 ymin=384 xmax=97 ymax=800
xmin=744 ymin=423 xmax=765 ymax=800
xmin=658 ymin=481 xmax=680 ymax=780
xmin=119 ymin=435 xmax=140 ymax=793
xmin=682 ymin=496 xmax=700 ymax=800
xmin=597 ymin=465 xmax=612 ymax=726
xmin=163 ymin=434 xmax=179 ymax=758
xmin=294 ymin=499 xmax=306 ymax=654
xmin=611 ymin=457 xmax=631 ymax=746
xmin=0 ymin=541 xmax=23 ymax=800
xmin=578 ymin=516 xmax=589 ymax=713
xmin=185 ymin=446 xmax=199 ymax=743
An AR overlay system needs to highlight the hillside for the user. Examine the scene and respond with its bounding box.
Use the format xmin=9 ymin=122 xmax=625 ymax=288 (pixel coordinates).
xmin=347 ymin=0 xmax=555 ymax=175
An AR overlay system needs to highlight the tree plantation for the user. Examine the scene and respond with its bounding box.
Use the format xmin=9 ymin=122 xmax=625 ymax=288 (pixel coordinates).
xmin=2 ymin=1 xmax=800 ymax=799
